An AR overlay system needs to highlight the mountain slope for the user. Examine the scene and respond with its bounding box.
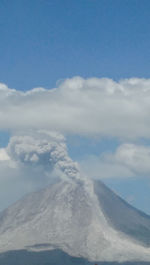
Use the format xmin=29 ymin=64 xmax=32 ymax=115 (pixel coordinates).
xmin=94 ymin=180 xmax=150 ymax=246
xmin=0 ymin=178 xmax=150 ymax=263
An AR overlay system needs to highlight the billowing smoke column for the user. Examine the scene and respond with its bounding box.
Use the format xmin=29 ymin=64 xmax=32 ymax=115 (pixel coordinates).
xmin=7 ymin=131 xmax=80 ymax=179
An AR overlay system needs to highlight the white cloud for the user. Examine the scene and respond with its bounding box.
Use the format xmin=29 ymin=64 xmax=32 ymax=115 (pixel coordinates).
xmin=1 ymin=77 xmax=150 ymax=139
xmin=0 ymin=148 xmax=10 ymax=161
xmin=80 ymin=143 xmax=150 ymax=179
xmin=112 ymin=143 xmax=150 ymax=176
xmin=80 ymin=154 xmax=134 ymax=179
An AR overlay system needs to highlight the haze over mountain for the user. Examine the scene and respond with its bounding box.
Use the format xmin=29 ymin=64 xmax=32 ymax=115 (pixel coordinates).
xmin=0 ymin=177 xmax=150 ymax=264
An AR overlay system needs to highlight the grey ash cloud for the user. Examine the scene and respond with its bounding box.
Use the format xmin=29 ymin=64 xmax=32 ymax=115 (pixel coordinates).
xmin=7 ymin=131 xmax=80 ymax=179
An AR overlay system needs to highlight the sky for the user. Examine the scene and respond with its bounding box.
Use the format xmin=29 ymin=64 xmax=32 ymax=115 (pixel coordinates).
xmin=0 ymin=0 xmax=150 ymax=214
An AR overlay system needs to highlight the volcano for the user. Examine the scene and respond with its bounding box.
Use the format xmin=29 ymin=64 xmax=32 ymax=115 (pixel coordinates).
xmin=0 ymin=178 xmax=150 ymax=264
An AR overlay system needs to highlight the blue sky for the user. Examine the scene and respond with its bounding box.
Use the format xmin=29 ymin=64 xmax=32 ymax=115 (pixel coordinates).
xmin=1 ymin=0 xmax=150 ymax=90
xmin=0 ymin=0 xmax=150 ymax=214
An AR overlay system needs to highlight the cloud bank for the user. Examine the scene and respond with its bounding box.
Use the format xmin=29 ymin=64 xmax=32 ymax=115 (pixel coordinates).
xmin=1 ymin=77 xmax=150 ymax=210
xmin=1 ymin=77 xmax=150 ymax=139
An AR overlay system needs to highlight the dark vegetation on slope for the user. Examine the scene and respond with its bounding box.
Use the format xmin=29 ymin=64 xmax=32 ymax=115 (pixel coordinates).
xmin=0 ymin=249 xmax=149 ymax=265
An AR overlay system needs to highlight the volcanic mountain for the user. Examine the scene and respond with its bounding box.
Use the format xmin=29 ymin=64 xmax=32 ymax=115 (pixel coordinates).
xmin=0 ymin=178 xmax=150 ymax=264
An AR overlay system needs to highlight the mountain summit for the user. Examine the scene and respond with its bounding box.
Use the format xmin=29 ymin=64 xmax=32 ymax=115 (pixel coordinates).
xmin=0 ymin=178 xmax=150 ymax=263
